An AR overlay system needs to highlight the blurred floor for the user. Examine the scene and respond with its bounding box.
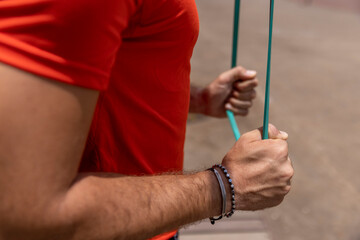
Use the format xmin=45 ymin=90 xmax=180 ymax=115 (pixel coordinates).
xmin=182 ymin=0 xmax=360 ymax=239
xmin=290 ymin=0 xmax=360 ymax=13
xmin=181 ymin=212 xmax=270 ymax=240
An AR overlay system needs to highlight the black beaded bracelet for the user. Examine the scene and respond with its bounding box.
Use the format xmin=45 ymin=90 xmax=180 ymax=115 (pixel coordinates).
xmin=214 ymin=164 xmax=236 ymax=218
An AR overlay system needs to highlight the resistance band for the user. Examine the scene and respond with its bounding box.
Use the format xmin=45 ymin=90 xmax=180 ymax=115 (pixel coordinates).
xmin=262 ymin=0 xmax=275 ymax=140
xmin=226 ymin=0 xmax=241 ymax=141
xmin=227 ymin=0 xmax=275 ymax=141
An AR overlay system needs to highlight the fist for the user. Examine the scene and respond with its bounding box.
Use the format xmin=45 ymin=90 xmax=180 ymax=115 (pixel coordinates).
xmin=200 ymin=66 xmax=258 ymax=118
xmin=222 ymin=124 xmax=294 ymax=211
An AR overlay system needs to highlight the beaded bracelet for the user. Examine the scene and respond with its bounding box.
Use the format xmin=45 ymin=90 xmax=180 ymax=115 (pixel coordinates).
xmin=208 ymin=168 xmax=227 ymax=224
xmin=214 ymin=164 xmax=236 ymax=218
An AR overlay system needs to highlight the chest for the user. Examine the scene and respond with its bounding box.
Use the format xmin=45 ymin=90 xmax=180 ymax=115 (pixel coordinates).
xmin=123 ymin=0 xmax=199 ymax=45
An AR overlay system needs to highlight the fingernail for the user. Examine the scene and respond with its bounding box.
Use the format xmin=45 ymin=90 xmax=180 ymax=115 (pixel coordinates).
xmin=280 ymin=131 xmax=288 ymax=139
xmin=246 ymin=70 xmax=256 ymax=75
xmin=225 ymin=103 xmax=232 ymax=109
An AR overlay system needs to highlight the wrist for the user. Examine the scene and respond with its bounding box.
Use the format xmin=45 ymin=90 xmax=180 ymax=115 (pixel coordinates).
xmin=203 ymin=164 xmax=239 ymax=225
xmin=196 ymin=170 xmax=223 ymax=218
xmin=189 ymin=86 xmax=206 ymax=114
xmin=213 ymin=165 xmax=234 ymax=214
xmin=202 ymin=166 xmax=234 ymax=219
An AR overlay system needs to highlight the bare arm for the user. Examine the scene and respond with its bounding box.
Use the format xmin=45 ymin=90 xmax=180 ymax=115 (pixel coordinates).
xmin=0 ymin=63 xmax=221 ymax=240
xmin=0 ymin=64 xmax=293 ymax=240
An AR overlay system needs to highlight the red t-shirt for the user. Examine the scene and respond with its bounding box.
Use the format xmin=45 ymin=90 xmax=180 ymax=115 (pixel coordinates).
xmin=80 ymin=0 xmax=199 ymax=176
xmin=0 ymin=0 xmax=199 ymax=239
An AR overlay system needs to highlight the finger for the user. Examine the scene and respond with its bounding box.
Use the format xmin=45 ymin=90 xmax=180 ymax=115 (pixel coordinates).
xmin=232 ymin=90 xmax=256 ymax=100
xmin=240 ymin=128 xmax=263 ymax=142
xmin=242 ymin=124 xmax=288 ymax=142
xmin=259 ymin=124 xmax=288 ymax=140
xmin=235 ymin=78 xmax=259 ymax=92
xmin=219 ymin=66 xmax=257 ymax=84
xmin=225 ymin=103 xmax=249 ymax=116
xmin=280 ymin=185 xmax=291 ymax=195
xmin=228 ymin=98 xmax=252 ymax=109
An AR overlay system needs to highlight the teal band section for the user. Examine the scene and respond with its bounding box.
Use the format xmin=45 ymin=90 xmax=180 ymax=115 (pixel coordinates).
xmin=232 ymin=0 xmax=241 ymax=68
xmin=227 ymin=0 xmax=241 ymax=141
xmin=226 ymin=110 xmax=241 ymax=140
xmin=263 ymin=0 xmax=275 ymax=140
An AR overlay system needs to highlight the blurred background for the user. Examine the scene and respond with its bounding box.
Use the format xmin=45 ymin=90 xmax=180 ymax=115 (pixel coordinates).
xmin=181 ymin=0 xmax=360 ymax=239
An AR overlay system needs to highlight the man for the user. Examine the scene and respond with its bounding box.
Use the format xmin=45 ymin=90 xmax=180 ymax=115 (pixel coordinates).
xmin=0 ymin=1 xmax=293 ymax=240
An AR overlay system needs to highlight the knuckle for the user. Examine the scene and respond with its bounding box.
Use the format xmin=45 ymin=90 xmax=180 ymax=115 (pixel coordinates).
xmin=236 ymin=66 xmax=245 ymax=73
xmin=282 ymin=185 xmax=291 ymax=194
xmin=277 ymin=141 xmax=288 ymax=156
xmin=268 ymin=123 xmax=276 ymax=131
xmin=287 ymin=166 xmax=295 ymax=179
xmin=218 ymin=74 xmax=226 ymax=82
xmin=281 ymin=165 xmax=294 ymax=180
xmin=268 ymin=124 xmax=279 ymax=138
xmin=270 ymin=143 xmax=286 ymax=159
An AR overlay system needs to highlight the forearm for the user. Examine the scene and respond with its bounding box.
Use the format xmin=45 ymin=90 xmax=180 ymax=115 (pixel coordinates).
xmin=2 ymin=171 xmax=221 ymax=240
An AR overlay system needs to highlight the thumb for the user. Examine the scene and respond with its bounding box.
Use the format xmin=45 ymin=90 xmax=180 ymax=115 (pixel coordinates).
xmin=240 ymin=124 xmax=288 ymax=143
xmin=219 ymin=66 xmax=257 ymax=84
xmin=264 ymin=124 xmax=288 ymax=140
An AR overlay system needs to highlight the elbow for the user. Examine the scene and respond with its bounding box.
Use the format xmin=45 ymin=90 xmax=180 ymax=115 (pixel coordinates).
xmin=0 ymin=198 xmax=78 ymax=240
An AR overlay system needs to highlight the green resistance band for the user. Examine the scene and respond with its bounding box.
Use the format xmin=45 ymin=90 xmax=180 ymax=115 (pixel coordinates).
xmin=226 ymin=0 xmax=241 ymax=141
xmin=262 ymin=0 xmax=275 ymax=140
xmin=227 ymin=0 xmax=275 ymax=141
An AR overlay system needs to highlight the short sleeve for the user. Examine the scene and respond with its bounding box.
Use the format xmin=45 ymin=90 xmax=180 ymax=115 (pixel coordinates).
xmin=0 ymin=0 xmax=142 ymax=90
